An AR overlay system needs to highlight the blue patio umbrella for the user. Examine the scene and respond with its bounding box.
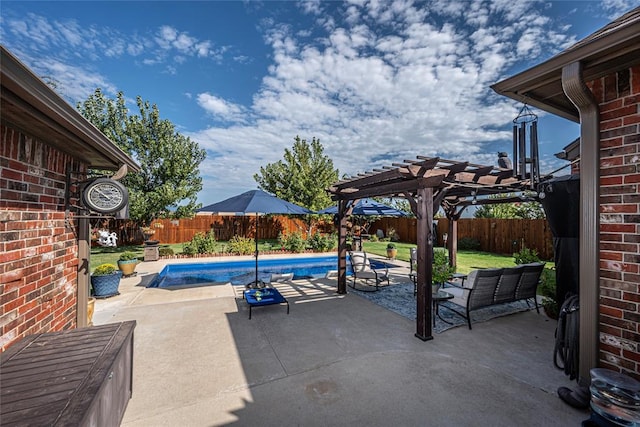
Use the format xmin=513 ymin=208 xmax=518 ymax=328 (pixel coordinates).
xmin=197 ymin=190 xmax=312 ymax=285
xmin=319 ymin=198 xmax=408 ymax=217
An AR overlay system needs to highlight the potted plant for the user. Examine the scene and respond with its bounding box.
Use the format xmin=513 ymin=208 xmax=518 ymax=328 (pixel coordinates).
xmin=117 ymin=251 xmax=139 ymax=277
xmin=432 ymin=249 xmax=455 ymax=293
xmin=91 ymin=263 xmax=122 ymax=298
xmin=386 ymin=242 xmax=398 ymax=259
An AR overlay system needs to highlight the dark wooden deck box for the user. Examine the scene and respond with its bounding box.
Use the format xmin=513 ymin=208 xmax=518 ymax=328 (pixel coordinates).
xmin=1 ymin=321 xmax=136 ymax=427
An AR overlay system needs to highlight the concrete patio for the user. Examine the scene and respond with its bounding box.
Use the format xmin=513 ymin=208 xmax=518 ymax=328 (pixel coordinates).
xmin=94 ymin=255 xmax=589 ymax=426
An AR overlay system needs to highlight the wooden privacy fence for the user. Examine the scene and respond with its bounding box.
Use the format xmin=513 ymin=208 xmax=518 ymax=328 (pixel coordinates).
xmin=371 ymin=217 xmax=554 ymax=260
xmin=107 ymin=216 xmax=553 ymax=259
xmin=107 ymin=215 xmax=316 ymax=245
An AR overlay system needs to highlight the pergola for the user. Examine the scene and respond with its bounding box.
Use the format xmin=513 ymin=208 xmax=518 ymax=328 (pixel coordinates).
xmin=327 ymin=155 xmax=542 ymax=341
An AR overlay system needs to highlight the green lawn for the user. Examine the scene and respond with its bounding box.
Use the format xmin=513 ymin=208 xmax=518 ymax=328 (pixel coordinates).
xmin=361 ymin=241 xmax=523 ymax=274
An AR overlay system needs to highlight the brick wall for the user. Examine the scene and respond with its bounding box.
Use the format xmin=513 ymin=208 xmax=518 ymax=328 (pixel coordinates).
xmin=1 ymin=124 xmax=86 ymax=350
xmin=589 ymin=65 xmax=640 ymax=380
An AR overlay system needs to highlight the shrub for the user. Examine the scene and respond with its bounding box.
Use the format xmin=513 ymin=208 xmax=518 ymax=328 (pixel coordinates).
xmin=279 ymin=231 xmax=307 ymax=253
xmin=513 ymin=247 xmax=540 ymax=264
xmin=183 ymin=231 xmax=217 ymax=255
xmin=457 ymin=237 xmax=480 ymax=251
xmin=93 ymin=263 xmax=118 ymax=276
xmin=119 ymin=251 xmax=138 ymax=261
xmin=227 ymin=235 xmax=255 ymax=255
xmin=387 ymin=242 xmax=396 ymax=249
xmin=369 ymin=234 xmax=379 ymax=242
xmin=308 ymin=233 xmax=336 ymax=252
xmin=159 ymin=247 xmax=174 ymax=257
xmin=387 ymin=227 xmax=399 ymax=241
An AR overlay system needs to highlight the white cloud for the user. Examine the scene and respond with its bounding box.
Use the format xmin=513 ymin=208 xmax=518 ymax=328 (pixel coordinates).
xmin=601 ymin=0 xmax=638 ymax=19
xmin=188 ymin=0 xmax=585 ymax=203
xmin=197 ymin=93 xmax=246 ymax=123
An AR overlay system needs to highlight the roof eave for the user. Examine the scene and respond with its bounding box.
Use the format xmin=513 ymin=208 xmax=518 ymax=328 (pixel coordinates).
xmin=0 ymin=46 xmax=140 ymax=173
xmin=491 ymin=14 xmax=640 ymax=122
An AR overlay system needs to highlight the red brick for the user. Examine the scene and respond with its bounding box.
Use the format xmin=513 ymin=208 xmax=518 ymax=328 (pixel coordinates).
xmin=622 ymin=350 xmax=640 ymax=363
xmin=623 ymin=115 xmax=640 ymax=126
xmin=600 ymin=176 xmax=623 ymax=185
xmin=601 ymin=251 xmax=623 ymax=261
xmin=601 ymin=223 xmax=637 ymax=233
xmin=601 ymin=105 xmax=638 ymax=121
xmin=624 ymin=95 xmax=640 ymax=106
xmin=601 ymin=305 xmax=624 ymax=318
xmin=601 ymin=342 xmax=622 ymax=356
xmin=623 ymin=292 xmax=640 ymax=303
xmin=601 ymin=137 xmax=623 ymax=148
xmin=625 ymin=174 xmax=640 ymax=184
xmin=601 ymin=118 xmax=623 ymax=130
xmin=601 ymin=125 xmax=638 ymax=140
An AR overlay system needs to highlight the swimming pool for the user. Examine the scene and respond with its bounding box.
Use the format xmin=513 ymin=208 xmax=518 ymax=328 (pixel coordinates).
xmin=148 ymin=255 xmax=390 ymax=288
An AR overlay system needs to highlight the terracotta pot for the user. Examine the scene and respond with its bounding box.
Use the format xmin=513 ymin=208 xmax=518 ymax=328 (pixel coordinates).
xmin=117 ymin=259 xmax=139 ymax=277
xmin=386 ymin=248 xmax=398 ymax=259
xmin=87 ymin=297 xmax=96 ymax=326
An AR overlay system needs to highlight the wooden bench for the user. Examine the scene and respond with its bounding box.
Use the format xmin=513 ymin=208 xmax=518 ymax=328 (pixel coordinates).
xmin=445 ymin=263 xmax=545 ymax=329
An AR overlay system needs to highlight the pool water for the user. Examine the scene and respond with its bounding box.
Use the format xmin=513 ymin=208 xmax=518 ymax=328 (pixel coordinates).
xmin=148 ymin=255 xmax=391 ymax=288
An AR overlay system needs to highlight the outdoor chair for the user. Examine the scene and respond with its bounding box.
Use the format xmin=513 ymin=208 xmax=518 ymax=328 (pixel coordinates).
xmin=349 ymin=251 xmax=389 ymax=292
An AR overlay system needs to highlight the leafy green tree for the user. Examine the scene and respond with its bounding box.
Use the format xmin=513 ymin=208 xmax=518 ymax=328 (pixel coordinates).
xmin=253 ymin=136 xmax=339 ymax=211
xmin=474 ymin=196 xmax=545 ymax=219
xmin=78 ymin=88 xmax=206 ymax=225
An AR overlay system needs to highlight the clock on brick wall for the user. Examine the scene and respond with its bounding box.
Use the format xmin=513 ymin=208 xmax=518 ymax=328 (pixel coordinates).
xmin=81 ymin=178 xmax=129 ymax=214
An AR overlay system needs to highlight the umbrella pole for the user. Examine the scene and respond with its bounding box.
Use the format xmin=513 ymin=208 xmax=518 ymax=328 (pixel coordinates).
xmin=255 ymin=215 xmax=259 ymax=285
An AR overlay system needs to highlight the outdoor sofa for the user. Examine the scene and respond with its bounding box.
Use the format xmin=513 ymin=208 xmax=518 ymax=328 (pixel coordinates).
xmin=445 ymin=262 xmax=545 ymax=329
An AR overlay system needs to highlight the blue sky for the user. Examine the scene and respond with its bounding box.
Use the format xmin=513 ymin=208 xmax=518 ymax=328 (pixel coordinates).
xmin=1 ymin=1 xmax=637 ymax=206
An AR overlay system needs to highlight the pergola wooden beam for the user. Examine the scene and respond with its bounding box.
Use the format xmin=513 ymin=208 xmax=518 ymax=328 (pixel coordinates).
xmin=327 ymin=153 xmax=537 ymax=341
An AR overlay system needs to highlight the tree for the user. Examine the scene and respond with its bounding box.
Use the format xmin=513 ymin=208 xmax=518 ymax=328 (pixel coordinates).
xmin=254 ymin=136 xmax=339 ymax=211
xmin=474 ymin=198 xmax=545 ymax=219
xmin=78 ymin=89 xmax=206 ymax=225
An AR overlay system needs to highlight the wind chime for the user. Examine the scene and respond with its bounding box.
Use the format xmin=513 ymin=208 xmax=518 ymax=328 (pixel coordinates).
xmin=512 ymin=104 xmax=540 ymax=189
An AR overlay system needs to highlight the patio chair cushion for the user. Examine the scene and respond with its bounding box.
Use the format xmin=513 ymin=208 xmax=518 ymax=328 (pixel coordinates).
xmin=348 ymin=251 xmax=389 ymax=291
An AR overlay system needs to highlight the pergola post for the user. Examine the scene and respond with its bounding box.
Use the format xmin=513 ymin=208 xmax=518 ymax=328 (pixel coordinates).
xmin=448 ymin=218 xmax=457 ymax=270
xmin=337 ymin=199 xmax=348 ymax=294
xmin=415 ymin=186 xmax=434 ymax=341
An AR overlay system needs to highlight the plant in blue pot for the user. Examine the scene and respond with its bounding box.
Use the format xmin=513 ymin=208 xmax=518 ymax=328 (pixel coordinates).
xmin=91 ymin=263 xmax=122 ymax=298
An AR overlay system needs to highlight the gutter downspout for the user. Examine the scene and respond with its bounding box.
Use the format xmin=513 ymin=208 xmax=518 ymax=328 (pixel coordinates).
xmin=562 ymin=61 xmax=600 ymax=383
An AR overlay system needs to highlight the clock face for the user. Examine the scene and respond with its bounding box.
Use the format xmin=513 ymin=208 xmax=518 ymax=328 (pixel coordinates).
xmin=82 ymin=178 xmax=128 ymax=214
